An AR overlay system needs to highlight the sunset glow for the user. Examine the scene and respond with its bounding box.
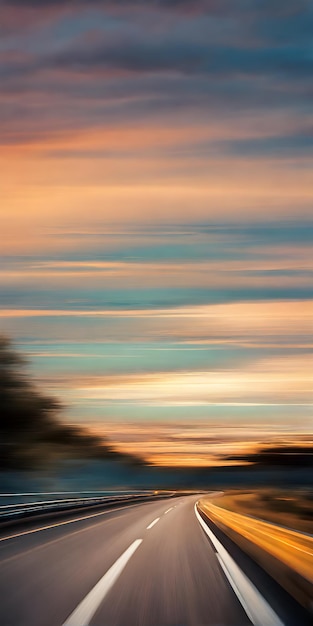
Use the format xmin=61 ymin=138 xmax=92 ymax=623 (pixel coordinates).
xmin=1 ymin=0 xmax=312 ymax=467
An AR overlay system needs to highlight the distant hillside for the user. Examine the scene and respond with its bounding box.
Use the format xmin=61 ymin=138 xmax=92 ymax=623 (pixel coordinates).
xmin=224 ymin=445 xmax=313 ymax=468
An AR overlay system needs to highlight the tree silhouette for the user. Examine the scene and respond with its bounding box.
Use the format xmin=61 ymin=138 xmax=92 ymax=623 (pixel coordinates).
xmin=0 ymin=337 xmax=143 ymax=470
xmin=0 ymin=336 xmax=64 ymax=469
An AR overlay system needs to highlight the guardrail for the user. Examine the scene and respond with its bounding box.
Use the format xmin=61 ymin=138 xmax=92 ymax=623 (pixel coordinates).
xmin=198 ymin=499 xmax=313 ymax=614
xmin=0 ymin=495 xmax=141 ymax=520
xmin=0 ymin=491 xmax=175 ymax=528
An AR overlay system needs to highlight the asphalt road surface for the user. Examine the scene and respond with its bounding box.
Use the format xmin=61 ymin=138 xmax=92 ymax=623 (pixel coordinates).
xmin=0 ymin=494 xmax=308 ymax=626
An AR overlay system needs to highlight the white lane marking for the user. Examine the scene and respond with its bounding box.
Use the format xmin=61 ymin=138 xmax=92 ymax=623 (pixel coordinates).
xmin=164 ymin=507 xmax=173 ymax=514
xmin=0 ymin=502 xmax=145 ymax=544
xmin=146 ymin=517 xmax=160 ymax=529
xmin=62 ymin=539 xmax=142 ymax=626
xmin=194 ymin=504 xmax=284 ymax=626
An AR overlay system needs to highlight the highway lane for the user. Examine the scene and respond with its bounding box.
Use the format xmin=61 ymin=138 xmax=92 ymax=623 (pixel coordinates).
xmin=0 ymin=494 xmax=299 ymax=626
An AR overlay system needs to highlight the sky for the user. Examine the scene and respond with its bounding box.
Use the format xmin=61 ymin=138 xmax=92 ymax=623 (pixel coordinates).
xmin=0 ymin=1 xmax=312 ymax=466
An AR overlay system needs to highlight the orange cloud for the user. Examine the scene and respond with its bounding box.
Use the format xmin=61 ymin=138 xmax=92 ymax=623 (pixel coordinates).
xmin=86 ymin=422 xmax=312 ymax=467
xmin=53 ymin=350 xmax=313 ymax=406
xmin=1 ymin=257 xmax=312 ymax=290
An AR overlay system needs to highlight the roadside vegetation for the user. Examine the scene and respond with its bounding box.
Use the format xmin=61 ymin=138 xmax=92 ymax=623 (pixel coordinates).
xmin=213 ymin=489 xmax=313 ymax=534
xmin=0 ymin=336 xmax=143 ymax=471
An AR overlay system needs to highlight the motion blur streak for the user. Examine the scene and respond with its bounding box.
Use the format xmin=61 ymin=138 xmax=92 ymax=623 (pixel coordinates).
xmin=199 ymin=500 xmax=313 ymax=584
xmin=1 ymin=1 xmax=312 ymax=624
xmin=198 ymin=499 xmax=313 ymax=613
xmin=195 ymin=504 xmax=284 ymax=626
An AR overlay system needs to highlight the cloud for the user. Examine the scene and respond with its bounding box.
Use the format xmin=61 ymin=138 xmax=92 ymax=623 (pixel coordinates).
xmin=66 ymin=352 xmax=313 ymax=406
xmin=1 ymin=1 xmax=311 ymax=465
xmin=0 ymin=0 xmax=311 ymax=168
xmin=223 ymin=132 xmax=313 ymax=157
xmin=0 ymin=1 xmax=225 ymax=11
xmin=1 ymin=0 xmax=309 ymax=15
xmin=93 ymin=422 xmax=311 ymax=467
xmin=2 ymin=0 xmax=313 ymax=80
xmin=45 ymin=35 xmax=312 ymax=79
xmin=1 ymin=299 xmax=312 ymax=349
xmin=3 ymin=36 xmax=312 ymax=80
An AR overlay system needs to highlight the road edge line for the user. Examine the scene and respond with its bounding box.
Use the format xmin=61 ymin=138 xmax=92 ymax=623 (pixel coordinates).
xmin=194 ymin=503 xmax=284 ymax=626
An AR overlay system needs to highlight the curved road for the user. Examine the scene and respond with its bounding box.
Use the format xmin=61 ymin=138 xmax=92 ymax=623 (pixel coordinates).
xmin=0 ymin=494 xmax=308 ymax=626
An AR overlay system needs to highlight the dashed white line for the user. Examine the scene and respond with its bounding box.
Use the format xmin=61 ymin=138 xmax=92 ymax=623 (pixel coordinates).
xmin=146 ymin=517 xmax=160 ymax=529
xmin=164 ymin=507 xmax=173 ymax=514
xmin=62 ymin=539 xmax=142 ymax=626
xmin=194 ymin=504 xmax=284 ymax=626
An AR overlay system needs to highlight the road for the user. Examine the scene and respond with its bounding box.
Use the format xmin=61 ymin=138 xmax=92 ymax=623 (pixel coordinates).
xmin=0 ymin=494 xmax=309 ymax=626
